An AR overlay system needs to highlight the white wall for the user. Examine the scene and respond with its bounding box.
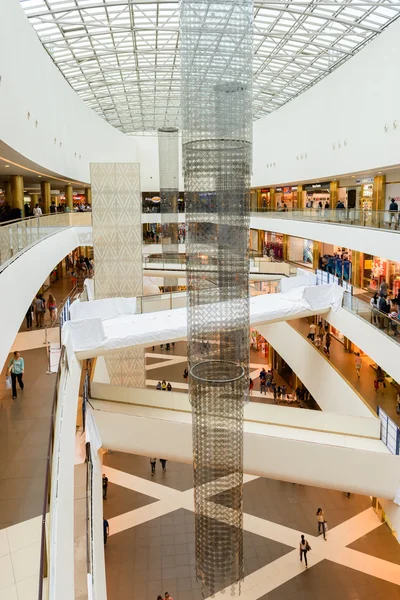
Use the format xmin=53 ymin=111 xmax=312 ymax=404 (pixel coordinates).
xmin=0 ymin=0 xmax=137 ymax=183
xmin=252 ymin=18 xmax=400 ymax=187
xmin=257 ymin=321 xmax=374 ymax=418
xmin=250 ymin=214 xmax=400 ymax=264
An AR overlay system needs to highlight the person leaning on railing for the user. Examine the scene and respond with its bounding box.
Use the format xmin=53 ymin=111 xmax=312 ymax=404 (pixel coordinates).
xmin=389 ymin=198 xmax=399 ymax=228
xmin=33 ymin=203 xmax=42 ymax=217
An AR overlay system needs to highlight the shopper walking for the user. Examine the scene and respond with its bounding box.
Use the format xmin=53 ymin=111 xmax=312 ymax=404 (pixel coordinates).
xmin=25 ymin=304 xmax=33 ymax=331
xmin=103 ymin=518 xmax=109 ymax=545
xmin=354 ymin=353 xmax=362 ymax=378
xmin=324 ymin=332 xmax=331 ymax=356
xmin=299 ymin=534 xmax=310 ymax=568
xmin=34 ymin=294 xmax=45 ymax=328
xmin=259 ymin=367 xmax=267 ymax=395
xmin=183 ymin=368 xmax=188 ymax=381
xmin=160 ymin=459 xmax=167 ymax=472
xmin=314 ymin=334 xmax=322 ymax=350
xmin=102 ymin=474 xmax=108 ymax=499
xmin=8 ymin=351 xmax=25 ymax=399
xmin=308 ymin=322 xmax=316 ymax=342
xmin=316 ymin=508 xmax=327 ymax=540
xmin=249 ymin=378 xmax=254 ymax=396
xmin=150 ymin=458 xmax=157 ymax=476
xmin=48 ymin=293 xmax=57 ymax=322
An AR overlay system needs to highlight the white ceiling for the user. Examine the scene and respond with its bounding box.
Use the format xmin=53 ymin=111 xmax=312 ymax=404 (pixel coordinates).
xmin=20 ymin=0 xmax=400 ymax=133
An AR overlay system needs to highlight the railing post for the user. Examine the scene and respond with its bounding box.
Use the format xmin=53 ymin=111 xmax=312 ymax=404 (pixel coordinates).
xmin=396 ymin=428 xmax=400 ymax=456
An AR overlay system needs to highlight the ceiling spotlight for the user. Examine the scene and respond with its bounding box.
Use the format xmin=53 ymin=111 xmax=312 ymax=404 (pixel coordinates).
xmin=332 ymin=143 xmax=336 ymax=150
xmin=384 ymin=124 xmax=389 ymax=132
xmin=394 ymin=121 xmax=398 ymax=129
xmin=344 ymin=140 xmax=347 ymax=146
xmin=38 ymin=175 xmax=42 ymax=178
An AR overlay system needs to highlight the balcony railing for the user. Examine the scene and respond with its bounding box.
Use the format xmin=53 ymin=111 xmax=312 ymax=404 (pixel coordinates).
xmin=251 ymin=208 xmax=400 ymax=231
xmin=377 ymin=406 xmax=400 ymax=454
xmin=343 ymin=292 xmax=400 ymax=347
xmin=0 ymin=213 xmax=92 ymax=269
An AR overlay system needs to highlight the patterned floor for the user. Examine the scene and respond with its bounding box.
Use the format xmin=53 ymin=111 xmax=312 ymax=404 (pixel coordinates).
xmin=103 ymin=452 xmax=400 ymax=600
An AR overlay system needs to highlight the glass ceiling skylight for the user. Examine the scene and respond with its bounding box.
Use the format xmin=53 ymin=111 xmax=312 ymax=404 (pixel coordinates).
xmin=20 ymin=0 xmax=400 ymax=133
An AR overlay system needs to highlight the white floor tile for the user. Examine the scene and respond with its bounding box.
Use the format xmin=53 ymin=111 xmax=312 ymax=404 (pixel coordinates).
xmin=0 ymin=555 xmax=15 ymax=590
xmin=10 ymin=543 xmax=40 ymax=583
xmin=0 ymin=584 xmax=18 ymax=600
xmin=16 ymin=575 xmax=40 ymax=600
xmin=0 ymin=531 xmax=9 ymax=559
xmin=6 ymin=517 xmax=41 ymax=554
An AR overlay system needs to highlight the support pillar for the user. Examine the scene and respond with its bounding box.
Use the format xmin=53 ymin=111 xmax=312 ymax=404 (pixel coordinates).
xmin=10 ymin=175 xmax=24 ymax=216
xmin=65 ymin=185 xmax=73 ymax=212
xmin=85 ymin=187 xmax=92 ymax=207
xmin=296 ymin=185 xmax=303 ymax=209
xmin=351 ymin=250 xmax=362 ymax=288
xmin=30 ymin=193 xmax=39 ymax=212
xmin=330 ymin=181 xmax=339 ymax=207
xmin=5 ymin=182 xmax=12 ymax=208
xmin=270 ymin=187 xmax=276 ymax=210
xmin=158 ymin=127 xmax=179 ymax=289
xmin=91 ymin=163 xmax=145 ymax=388
xmin=41 ymin=181 xmax=51 ymax=214
xmin=373 ymin=175 xmax=386 ymax=212
xmin=313 ymin=241 xmax=320 ymax=270
xmin=258 ymin=229 xmax=264 ymax=255
xmin=283 ymin=234 xmax=289 ymax=261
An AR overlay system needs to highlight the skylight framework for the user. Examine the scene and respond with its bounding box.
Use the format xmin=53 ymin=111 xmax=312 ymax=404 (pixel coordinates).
xmin=21 ymin=0 xmax=400 ymax=133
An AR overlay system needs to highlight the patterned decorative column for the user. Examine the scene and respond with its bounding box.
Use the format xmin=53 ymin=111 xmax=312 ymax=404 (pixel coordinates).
xmin=158 ymin=127 xmax=180 ymax=289
xmin=181 ymin=0 xmax=253 ymax=595
xmin=91 ymin=163 xmax=145 ymax=388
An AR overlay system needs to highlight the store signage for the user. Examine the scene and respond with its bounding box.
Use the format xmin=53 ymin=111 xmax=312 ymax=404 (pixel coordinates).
xmin=261 ymin=188 xmax=269 ymax=193
xmin=356 ymin=177 xmax=374 ymax=185
xmin=275 ymin=187 xmax=283 ymax=192
xmin=304 ymin=181 xmax=330 ymax=191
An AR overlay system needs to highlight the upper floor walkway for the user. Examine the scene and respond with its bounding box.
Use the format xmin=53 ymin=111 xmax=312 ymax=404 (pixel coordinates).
xmin=250 ymin=209 xmax=400 ymax=263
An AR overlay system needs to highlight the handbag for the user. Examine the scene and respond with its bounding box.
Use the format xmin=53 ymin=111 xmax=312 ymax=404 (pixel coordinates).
xmin=5 ymin=375 xmax=11 ymax=390
xmin=306 ymin=542 xmax=311 ymax=551
xmin=324 ymin=521 xmax=328 ymax=532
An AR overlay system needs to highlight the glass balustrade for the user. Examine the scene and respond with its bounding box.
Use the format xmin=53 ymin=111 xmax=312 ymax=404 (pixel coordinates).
xmin=0 ymin=213 xmax=91 ymax=269
xmin=343 ymin=292 xmax=400 ymax=346
xmin=251 ymin=208 xmax=400 ymax=231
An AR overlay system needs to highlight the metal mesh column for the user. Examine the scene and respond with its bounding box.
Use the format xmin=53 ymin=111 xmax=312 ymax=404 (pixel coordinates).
xmin=181 ymin=0 xmax=253 ymax=595
xmin=158 ymin=127 xmax=179 ymax=290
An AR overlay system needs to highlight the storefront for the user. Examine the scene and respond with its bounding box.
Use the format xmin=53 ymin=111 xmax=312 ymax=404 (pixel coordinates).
xmin=250 ymin=328 xmax=269 ymax=359
xmin=357 ymin=177 xmax=374 ymax=210
xmin=275 ymin=186 xmax=298 ymax=210
xmin=288 ymin=236 xmax=313 ymax=267
xmin=362 ymin=255 xmax=400 ymax=295
xmin=263 ymin=231 xmax=284 ymax=259
xmin=303 ymin=182 xmax=330 ymax=208
xmin=320 ymin=244 xmax=352 ymax=281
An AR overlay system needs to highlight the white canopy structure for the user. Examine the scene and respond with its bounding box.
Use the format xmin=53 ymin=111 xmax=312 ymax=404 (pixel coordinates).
xmin=64 ymin=282 xmax=343 ymax=358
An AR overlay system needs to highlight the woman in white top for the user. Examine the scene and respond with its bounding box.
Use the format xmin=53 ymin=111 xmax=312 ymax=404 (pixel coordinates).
xmin=299 ymin=534 xmax=310 ymax=568
xmin=33 ymin=204 xmax=42 ymax=217
xmin=316 ymin=508 xmax=327 ymax=540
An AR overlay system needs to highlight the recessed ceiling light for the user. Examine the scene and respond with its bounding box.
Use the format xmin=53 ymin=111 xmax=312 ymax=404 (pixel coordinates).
xmin=378 ymin=171 xmax=382 ymax=174
xmin=4 ymin=164 xmax=9 ymax=168
xmin=38 ymin=175 xmax=42 ymax=178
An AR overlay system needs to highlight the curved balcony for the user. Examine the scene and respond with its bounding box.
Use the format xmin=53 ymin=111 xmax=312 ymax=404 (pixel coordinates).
xmin=250 ymin=209 xmax=400 ymax=263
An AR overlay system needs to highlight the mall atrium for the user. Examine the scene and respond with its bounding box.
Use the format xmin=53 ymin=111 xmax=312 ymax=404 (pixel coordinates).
xmin=1 ymin=0 xmax=400 ymax=598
